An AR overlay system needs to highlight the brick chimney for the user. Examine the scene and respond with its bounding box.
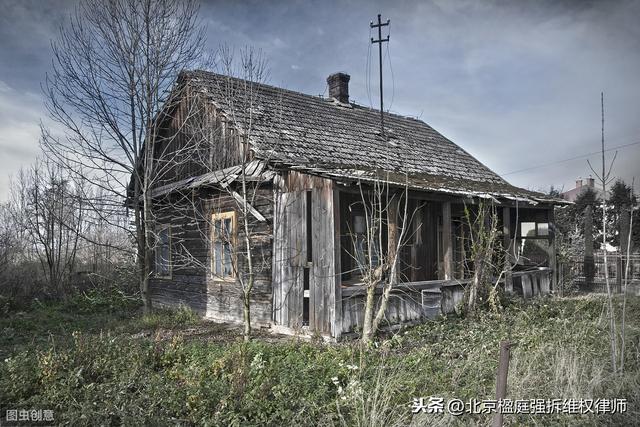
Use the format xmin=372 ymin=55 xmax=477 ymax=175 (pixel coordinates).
xmin=576 ymin=178 xmax=583 ymax=188
xmin=587 ymin=176 xmax=595 ymax=187
xmin=327 ymin=72 xmax=350 ymax=104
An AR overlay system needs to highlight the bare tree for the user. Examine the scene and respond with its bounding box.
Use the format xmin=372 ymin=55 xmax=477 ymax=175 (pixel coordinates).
xmin=465 ymin=201 xmax=501 ymax=314
xmin=8 ymin=158 xmax=85 ymax=296
xmin=139 ymin=45 xmax=275 ymax=340
xmin=192 ymin=46 xmax=273 ymax=341
xmin=0 ymin=203 xmax=17 ymax=281
xmin=350 ymin=177 xmax=411 ymax=344
xmin=42 ymin=0 xmax=206 ymax=312
xmin=217 ymin=47 xmax=270 ymax=341
xmin=587 ymin=92 xmax=618 ymax=373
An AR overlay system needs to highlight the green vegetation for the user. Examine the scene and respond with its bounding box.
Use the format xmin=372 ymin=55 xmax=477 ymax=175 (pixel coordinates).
xmin=1 ymin=290 xmax=638 ymax=426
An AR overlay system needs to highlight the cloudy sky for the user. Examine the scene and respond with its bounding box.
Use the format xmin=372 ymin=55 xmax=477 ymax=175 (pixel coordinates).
xmin=0 ymin=0 xmax=639 ymax=201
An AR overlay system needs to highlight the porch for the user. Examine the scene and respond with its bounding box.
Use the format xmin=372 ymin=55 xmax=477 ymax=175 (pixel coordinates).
xmin=338 ymin=267 xmax=554 ymax=337
xmin=271 ymin=172 xmax=559 ymax=340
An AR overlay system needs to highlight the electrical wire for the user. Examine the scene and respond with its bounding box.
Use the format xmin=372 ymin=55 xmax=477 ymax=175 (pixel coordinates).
xmin=366 ymin=26 xmax=373 ymax=108
xmin=499 ymin=140 xmax=640 ymax=177
xmin=384 ymin=26 xmax=395 ymax=113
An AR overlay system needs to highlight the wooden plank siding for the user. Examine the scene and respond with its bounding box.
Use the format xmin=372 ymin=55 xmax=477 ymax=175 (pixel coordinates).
xmin=311 ymin=182 xmax=340 ymax=336
xmin=152 ymin=83 xmax=248 ymax=190
xmin=272 ymin=172 xmax=341 ymax=337
xmin=149 ymin=185 xmax=274 ymax=326
xmin=272 ymin=189 xmax=305 ymax=329
xmin=340 ymin=286 xmax=429 ymax=334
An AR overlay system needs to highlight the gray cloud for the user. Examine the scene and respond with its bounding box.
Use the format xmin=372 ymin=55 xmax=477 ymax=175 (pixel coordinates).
xmin=0 ymin=81 xmax=45 ymax=199
xmin=0 ymin=0 xmax=638 ymax=201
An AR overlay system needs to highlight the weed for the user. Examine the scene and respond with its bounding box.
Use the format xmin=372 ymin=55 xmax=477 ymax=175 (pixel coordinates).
xmin=0 ymin=292 xmax=638 ymax=425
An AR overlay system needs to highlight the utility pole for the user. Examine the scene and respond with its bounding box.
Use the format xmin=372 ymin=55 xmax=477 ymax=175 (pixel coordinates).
xmin=371 ymin=14 xmax=390 ymax=137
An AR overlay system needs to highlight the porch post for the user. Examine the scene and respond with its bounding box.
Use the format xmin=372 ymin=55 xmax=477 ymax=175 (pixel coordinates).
xmin=332 ymin=187 xmax=342 ymax=340
xmin=442 ymin=201 xmax=453 ymax=280
xmin=503 ymin=206 xmax=513 ymax=293
xmin=388 ymin=195 xmax=399 ymax=283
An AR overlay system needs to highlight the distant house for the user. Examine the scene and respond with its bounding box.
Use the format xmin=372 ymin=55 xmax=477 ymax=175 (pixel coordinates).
xmin=561 ymin=177 xmax=605 ymax=202
xmin=134 ymin=70 xmax=565 ymax=340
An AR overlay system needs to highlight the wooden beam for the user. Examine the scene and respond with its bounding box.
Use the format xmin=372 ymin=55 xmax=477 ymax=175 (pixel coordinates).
xmin=230 ymin=191 xmax=266 ymax=222
xmin=388 ymin=195 xmax=399 ymax=283
xmin=332 ymin=187 xmax=342 ymax=340
xmin=442 ymin=201 xmax=454 ymax=280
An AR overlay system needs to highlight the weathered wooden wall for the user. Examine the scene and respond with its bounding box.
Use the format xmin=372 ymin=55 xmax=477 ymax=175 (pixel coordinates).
xmin=272 ymin=172 xmax=341 ymax=337
xmin=339 ymin=281 xmax=451 ymax=335
xmin=272 ymin=189 xmax=305 ymax=329
xmin=152 ymin=83 xmax=248 ymax=189
xmin=311 ymin=181 xmax=341 ymax=337
xmin=149 ymin=185 xmax=274 ymax=326
xmin=340 ymin=289 xmax=425 ymax=334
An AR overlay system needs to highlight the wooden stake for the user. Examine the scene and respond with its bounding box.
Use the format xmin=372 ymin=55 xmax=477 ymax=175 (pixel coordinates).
xmin=492 ymin=340 xmax=511 ymax=427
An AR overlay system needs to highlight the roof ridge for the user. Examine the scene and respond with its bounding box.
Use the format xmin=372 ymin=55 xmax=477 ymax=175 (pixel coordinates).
xmin=185 ymin=69 xmax=429 ymax=124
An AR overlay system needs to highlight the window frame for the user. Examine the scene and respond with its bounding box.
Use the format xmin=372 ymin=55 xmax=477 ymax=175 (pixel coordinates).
xmin=519 ymin=221 xmax=551 ymax=239
xmin=154 ymin=224 xmax=172 ymax=279
xmin=210 ymin=210 xmax=237 ymax=281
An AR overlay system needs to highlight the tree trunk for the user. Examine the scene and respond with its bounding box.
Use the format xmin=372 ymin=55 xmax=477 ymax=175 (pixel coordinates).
xmin=141 ymin=185 xmax=153 ymax=315
xmin=620 ymin=197 xmax=635 ymax=372
xmin=601 ymin=196 xmax=617 ymax=373
xmin=620 ymin=207 xmax=630 ymax=257
xmin=243 ymin=282 xmax=252 ymax=342
xmin=361 ymin=286 xmax=376 ymax=343
xmin=371 ymin=270 xmax=396 ymax=338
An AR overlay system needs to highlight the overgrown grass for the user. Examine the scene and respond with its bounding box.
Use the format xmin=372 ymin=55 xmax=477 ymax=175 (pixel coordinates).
xmin=1 ymin=291 xmax=638 ymax=426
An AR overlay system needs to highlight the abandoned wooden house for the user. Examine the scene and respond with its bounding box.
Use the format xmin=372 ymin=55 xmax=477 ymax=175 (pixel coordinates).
xmin=139 ymin=70 xmax=564 ymax=340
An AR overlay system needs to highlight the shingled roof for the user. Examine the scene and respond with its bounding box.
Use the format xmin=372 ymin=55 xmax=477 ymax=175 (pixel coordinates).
xmin=182 ymin=70 xmax=561 ymax=204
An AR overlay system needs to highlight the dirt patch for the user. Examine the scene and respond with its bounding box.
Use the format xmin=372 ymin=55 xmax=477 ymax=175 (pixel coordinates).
xmin=132 ymin=320 xmax=293 ymax=344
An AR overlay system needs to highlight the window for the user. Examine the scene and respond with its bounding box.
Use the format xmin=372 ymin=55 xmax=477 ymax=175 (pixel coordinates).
xmin=211 ymin=211 xmax=236 ymax=279
xmin=518 ymin=220 xmax=551 ymax=266
xmin=520 ymin=221 xmax=550 ymax=238
xmin=154 ymin=225 xmax=171 ymax=278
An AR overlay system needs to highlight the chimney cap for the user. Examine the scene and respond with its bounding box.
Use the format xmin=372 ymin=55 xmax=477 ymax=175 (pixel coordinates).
xmin=327 ymin=72 xmax=351 ymax=82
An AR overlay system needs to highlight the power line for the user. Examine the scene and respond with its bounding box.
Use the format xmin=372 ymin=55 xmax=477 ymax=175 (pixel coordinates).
xmin=383 ymin=26 xmax=395 ymax=112
xmin=499 ymin=140 xmax=640 ymax=177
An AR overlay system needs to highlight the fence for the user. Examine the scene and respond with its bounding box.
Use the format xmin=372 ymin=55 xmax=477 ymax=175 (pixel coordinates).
xmin=562 ymin=254 xmax=640 ymax=293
